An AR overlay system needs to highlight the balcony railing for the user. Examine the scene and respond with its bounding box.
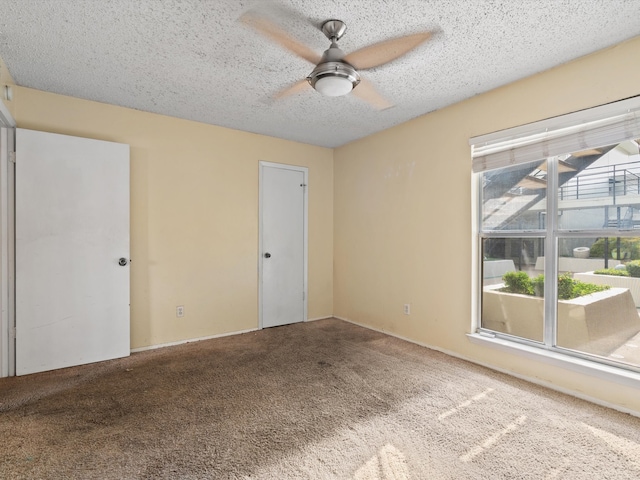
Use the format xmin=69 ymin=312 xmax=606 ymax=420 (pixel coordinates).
xmin=560 ymin=160 xmax=640 ymax=203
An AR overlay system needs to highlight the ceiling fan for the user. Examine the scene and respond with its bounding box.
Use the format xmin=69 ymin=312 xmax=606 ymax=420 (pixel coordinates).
xmin=240 ymin=8 xmax=436 ymax=109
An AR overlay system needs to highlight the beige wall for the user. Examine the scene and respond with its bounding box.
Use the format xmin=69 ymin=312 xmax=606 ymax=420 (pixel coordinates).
xmin=4 ymin=35 xmax=640 ymax=411
xmin=334 ymin=36 xmax=640 ymax=413
xmin=11 ymin=87 xmax=334 ymax=349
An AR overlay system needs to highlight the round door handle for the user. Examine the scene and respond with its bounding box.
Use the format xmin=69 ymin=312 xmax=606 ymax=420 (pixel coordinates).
xmin=118 ymin=257 xmax=128 ymax=266
xmin=264 ymin=253 xmax=271 ymax=258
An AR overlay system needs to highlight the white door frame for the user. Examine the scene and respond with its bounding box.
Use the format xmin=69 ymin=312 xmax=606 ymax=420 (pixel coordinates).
xmin=0 ymin=99 xmax=16 ymax=377
xmin=258 ymin=161 xmax=308 ymax=329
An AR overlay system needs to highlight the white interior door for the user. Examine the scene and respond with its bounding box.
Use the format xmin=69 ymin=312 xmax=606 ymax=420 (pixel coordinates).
xmin=16 ymin=129 xmax=130 ymax=375
xmin=260 ymin=162 xmax=307 ymax=328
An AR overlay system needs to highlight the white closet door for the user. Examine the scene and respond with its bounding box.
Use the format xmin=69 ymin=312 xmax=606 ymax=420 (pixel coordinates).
xmin=16 ymin=129 xmax=130 ymax=375
xmin=260 ymin=162 xmax=307 ymax=328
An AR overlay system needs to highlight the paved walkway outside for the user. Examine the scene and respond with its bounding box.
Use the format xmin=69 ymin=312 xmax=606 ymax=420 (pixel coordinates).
xmin=609 ymin=329 xmax=640 ymax=366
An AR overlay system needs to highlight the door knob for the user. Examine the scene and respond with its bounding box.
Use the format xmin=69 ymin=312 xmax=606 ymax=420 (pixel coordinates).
xmin=264 ymin=252 xmax=271 ymax=258
xmin=118 ymin=257 xmax=128 ymax=266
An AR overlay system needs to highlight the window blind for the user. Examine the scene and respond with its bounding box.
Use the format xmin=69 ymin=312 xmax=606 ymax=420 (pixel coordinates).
xmin=470 ymin=96 xmax=640 ymax=173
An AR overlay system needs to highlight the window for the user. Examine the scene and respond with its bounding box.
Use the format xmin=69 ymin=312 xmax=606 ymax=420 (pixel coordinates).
xmin=472 ymin=97 xmax=640 ymax=372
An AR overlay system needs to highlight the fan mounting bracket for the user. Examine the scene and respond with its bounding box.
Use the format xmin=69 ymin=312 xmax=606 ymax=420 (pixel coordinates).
xmin=321 ymin=20 xmax=347 ymax=41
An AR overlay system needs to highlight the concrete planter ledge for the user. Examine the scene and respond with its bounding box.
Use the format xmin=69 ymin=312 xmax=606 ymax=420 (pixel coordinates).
xmin=534 ymin=256 xmax=623 ymax=272
xmin=574 ymin=272 xmax=640 ymax=308
xmin=482 ymin=285 xmax=640 ymax=356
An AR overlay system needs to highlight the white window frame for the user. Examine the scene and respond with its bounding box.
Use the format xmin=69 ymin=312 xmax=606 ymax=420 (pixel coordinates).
xmin=469 ymin=96 xmax=640 ymax=389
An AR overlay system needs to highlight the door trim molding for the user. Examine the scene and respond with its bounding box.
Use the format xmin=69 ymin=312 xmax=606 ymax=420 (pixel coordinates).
xmin=0 ymin=98 xmax=15 ymax=377
xmin=258 ymin=161 xmax=308 ymax=329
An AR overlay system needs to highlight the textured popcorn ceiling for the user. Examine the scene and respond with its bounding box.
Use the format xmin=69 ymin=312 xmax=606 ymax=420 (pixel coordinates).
xmin=0 ymin=0 xmax=639 ymax=148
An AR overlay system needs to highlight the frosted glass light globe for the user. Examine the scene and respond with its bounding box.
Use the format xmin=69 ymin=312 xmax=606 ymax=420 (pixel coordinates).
xmin=314 ymin=76 xmax=353 ymax=97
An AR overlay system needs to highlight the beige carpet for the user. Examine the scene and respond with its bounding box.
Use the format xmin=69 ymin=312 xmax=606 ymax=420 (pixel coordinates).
xmin=1 ymin=318 xmax=639 ymax=479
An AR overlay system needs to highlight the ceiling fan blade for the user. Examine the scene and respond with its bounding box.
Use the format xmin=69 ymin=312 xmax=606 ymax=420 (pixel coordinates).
xmin=274 ymin=79 xmax=311 ymax=99
xmin=344 ymin=31 xmax=433 ymax=70
xmin=352 ymin=78 xmax=393 ymax=110
xmin=240 ymin=11 xmax=321 ymax=65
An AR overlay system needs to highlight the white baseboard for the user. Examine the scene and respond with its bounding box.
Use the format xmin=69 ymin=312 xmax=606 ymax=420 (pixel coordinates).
xmin=306 ymin=316 xmax=333 ymax=322
xmin=333 ymin=316 xmax=640 ymax=418
xmin=132 ymin=316 xmax=332 ymax=353
xmin=130 ymin=327 xmax=259 ymax=353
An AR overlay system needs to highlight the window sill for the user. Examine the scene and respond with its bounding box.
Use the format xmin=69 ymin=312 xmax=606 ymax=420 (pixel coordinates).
xmin=467 ymin=333 xmax=640 ymax=389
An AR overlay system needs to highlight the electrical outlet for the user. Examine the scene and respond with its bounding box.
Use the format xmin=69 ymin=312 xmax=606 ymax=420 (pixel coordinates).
xmin=176 ymin=305 xmax=184 ymax=317
xmin=403 ymin=304 xmax=410 ymax=315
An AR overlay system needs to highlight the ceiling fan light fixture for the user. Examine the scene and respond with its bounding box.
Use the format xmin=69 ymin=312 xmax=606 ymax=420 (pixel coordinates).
xmin=314 ymin=76 xmax=353 ymax=97
xmin=307 ymin=61 xmax=360 ymax=97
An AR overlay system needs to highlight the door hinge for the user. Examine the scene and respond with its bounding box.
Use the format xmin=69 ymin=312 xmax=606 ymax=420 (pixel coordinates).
xmin=10 ymin=325 xmax=16 ymax=340
xmin=9 ymin=151 xmax=16 ymax=163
